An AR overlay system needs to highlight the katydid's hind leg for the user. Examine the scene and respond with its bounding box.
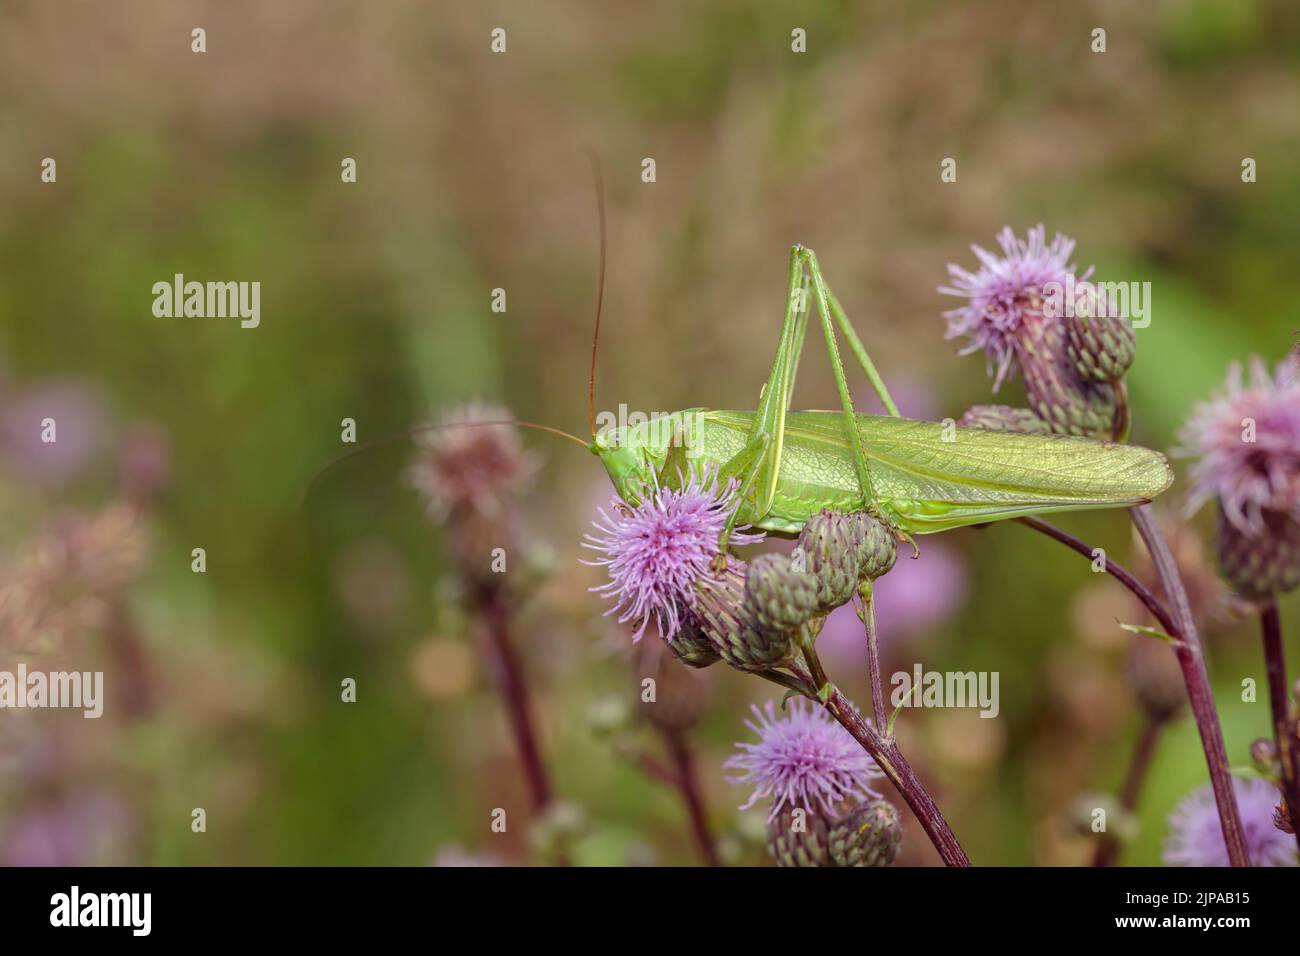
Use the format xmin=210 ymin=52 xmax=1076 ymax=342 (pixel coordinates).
xmin=798 ymin=246 xmax=881 ymax=514
xmin=831 ymin=288 xmax=900 ymax=419
xmin=805 ymin=253 xmax=901 ymax=419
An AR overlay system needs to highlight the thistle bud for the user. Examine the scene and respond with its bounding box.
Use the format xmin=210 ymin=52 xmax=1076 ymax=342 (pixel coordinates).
xmin=829 ymin=799 xmax=903 ymax=867
xmin=846 ymin=512 xmax=898 ymax=581
xmin=1065 ymin=312 xmax=1135 ymax=384
xmin=692 ymin=558 xmax=794 ymax=672
xmin=798 ymin=511 xmax=863 ymax=610
xmin=1018 ymin=317 xmax=1123 ymax=439
xmin=1216 ymin=507 xmax=1300 ymax=600
xmin=665 ymin=618 xmax=721 ymax=669
xmin=1250 ymin=738 xmax=1280 ymax=777
xmin=745 ymin=553 xmax=819 ymax=633
xmin=958 ymin=404 xmax=1053 ymax=435
xmin=1125 ymin=638 xmax=1185 ymax=723
xmin=635 ymin=640 xmax=711 ymax=733
xmin=767 ymin=806 xmax=834 ymax=867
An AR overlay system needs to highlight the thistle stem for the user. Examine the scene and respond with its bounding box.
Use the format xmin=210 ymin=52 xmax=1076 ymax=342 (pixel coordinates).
xmin=624 ymin=747 xmax=681 ymax=789
xmin=790 ymin=660 xmax=971 ymax=866
xmin=798 ymin=627 xmax=831 ymax=693
xmin=1130 ymin=505 xmax=1249 ymax=867
xmin=1259 ymin=601 xmax=1300 ymax=854
xmin=662 ymin=729 xmax=722 ymax=867
xmin=860 ymin=582 xmax=889 ymax=732
xmin=1092 ymin=716 xmax=1164 ymax=867
xmin=1015 ymin=511 xmax=1250 ymax=865
xmin=478 ymin=583 xmax=553 ymax=811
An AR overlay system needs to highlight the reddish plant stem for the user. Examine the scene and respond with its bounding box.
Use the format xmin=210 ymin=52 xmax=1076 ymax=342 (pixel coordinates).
xmin=661 ymin=729 xmax=722 ymax=867
xmin=478 ymin=584 xmax=552 ymax=811
xmin=1130 ymin=505 xmax=1249 ymax=867
xmin=1119 ymin=717 xmax=1165 ymax=809
xmin=790 ymin=662 xmax=971 ymax=866
xmin=1015 ymin=511 xmax=1250 ymax=866
xmin=1259 ymin=601 xmax=1300 ymax=854
xmin=860 ymin=583 xmax=888 ymax=732
xmin=1015 ymin=516 xmax=1175 ymax=636
xmin=1092 ymin=716 xmax=1164 ymax=867
xmin=627 ymin=749 xmax=681 ymax=789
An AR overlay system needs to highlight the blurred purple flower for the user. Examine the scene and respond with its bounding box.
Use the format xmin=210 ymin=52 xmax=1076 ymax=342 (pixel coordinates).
xmin=407 ymin=403 xmax=534 ymax=520
xmin=0 ymin=379 xmax=108 ymax=485
xmin=1177 ymin=357 xmax=1300 ymax=536
xmin=2 ymin=790 xmax=133 ymax=866
xmin=857 ymin=378 xmax=942 ymax=423
xmin=583 ymin=466 xmax=761 ymax=642
xmin=725 ymin=699 xmax=882 ymax=822
xmin=816 ymin=540 xmax=967 ymax=669
xmin=1164 ymin=778 xmax=1297 ymax=867
xmin=939 ymin=226 xmax=1089 ymax=390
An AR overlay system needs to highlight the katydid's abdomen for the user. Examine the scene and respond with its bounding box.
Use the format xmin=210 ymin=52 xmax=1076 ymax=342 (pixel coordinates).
xmin=693 ymin=409 xmax=1174 ymax=535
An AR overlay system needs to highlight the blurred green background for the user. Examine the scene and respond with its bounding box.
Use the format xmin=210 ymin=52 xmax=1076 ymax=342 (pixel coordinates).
xmin=1 ymin=0 xmax=1298 ymax=866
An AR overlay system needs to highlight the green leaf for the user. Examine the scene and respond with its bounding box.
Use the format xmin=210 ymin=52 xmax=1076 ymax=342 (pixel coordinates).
xmin=886 ymin=683 xmax=921 ymax=736
xmin=1118 ymin=621 xmax=1178 ymax=643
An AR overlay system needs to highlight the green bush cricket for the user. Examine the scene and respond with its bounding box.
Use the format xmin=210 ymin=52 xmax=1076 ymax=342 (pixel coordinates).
xmin=307 ymin=181 xmax=1172 ymax=563
xmin=587 ymin=243 xmax=1173 ymax=560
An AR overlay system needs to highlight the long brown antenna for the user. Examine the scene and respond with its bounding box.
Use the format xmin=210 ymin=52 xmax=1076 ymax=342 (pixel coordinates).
xmin=300 ymin=418 xmax=588 ymax=509
xmin=587 ymin=149 xmax=607 ymax=441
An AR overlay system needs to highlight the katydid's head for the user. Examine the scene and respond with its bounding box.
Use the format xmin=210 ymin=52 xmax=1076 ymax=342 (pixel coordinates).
xmin=590 ymin=410 xmax=706 ymax=505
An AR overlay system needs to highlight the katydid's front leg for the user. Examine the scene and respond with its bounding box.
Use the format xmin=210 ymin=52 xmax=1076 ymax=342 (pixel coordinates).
xmin=708 ymin=432 xmax=770 ymax=572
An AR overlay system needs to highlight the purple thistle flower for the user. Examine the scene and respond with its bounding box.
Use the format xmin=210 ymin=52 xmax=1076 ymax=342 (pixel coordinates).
xmin=583 ymin=466 xmax=762 ymax=642
xmin=407 ymin=403 xmax=535 ymax=520
xmin=939 ymin=225 xmax=1090 ymax=390
xmin=1164 ymin=777 xmax=1297 ymax=867
xmin=1177 ymin=357 xmax=1300 ymax=536
xmin=725 ymin=699 xmax=882 ymax=822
